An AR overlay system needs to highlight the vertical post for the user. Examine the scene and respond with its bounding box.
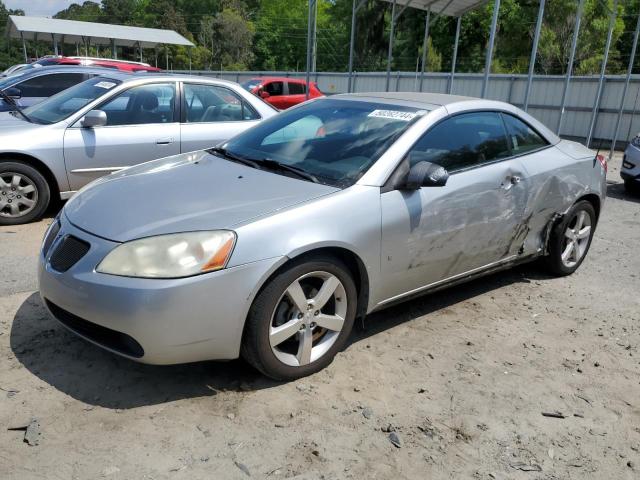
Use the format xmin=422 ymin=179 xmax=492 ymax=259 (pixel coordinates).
xmin=305 ymin=0 xmax=316 ymax=99
xmin=165 ymin=46 xmax=169 ymax=70
xmin=524 ymin=0 xmax=545 ymax=111
xmin=312 ymin=0 xmax=318 ymax=72
xmin=60 ymin=35 xmax=65 ymax=56
xmin=347 ymin=0 xmax=358 ymax=93
xmin=385 ymin=0 xmax=398 ymax=92
xmin=449 ymin=16 xmax=461 ymax=94
xmin=52 ymin=34 xmax=58 ymax=55
xmin=610 ymin=12 xmax=640 ymax=158
xmin=189 ymin=47 xmax=192 ymax=71
xmin=85 ymin=37 xmax=89 ymax=57
xmin=587 ymin=0 xmax=618 ymax=147
xmin=20 ymin=31 xmax=27 ymax=63
xmin=557 ymin=0 xmax=584 ymax=135
xmin=34 ymin=32 xmax=38 ymax=59
xmin=111 ymin=39 xmax=117 ymax=59
xmin=482 ymin=0 xmax=501 ymax=98
xmin=76 ymin=42 xmax=79 ymax=56
xmin=419 ymin=7 xmax=431 ymax=92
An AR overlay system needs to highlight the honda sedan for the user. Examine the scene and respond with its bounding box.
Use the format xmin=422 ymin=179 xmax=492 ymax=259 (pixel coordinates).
xmin=0 ymin=73 xmax=276 ymax=225
xmin=39 ymin=92 xmax=606 ymax=380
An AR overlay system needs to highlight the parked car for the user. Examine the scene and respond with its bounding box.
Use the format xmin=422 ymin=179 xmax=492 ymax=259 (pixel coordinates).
xmin=0 ymin=66 xmax=121 ymax=112
xmin=27 ymin=56 xmax=161 ymax=73
xmin=38 ymin=92 xmax=606 ymax=380
xmin=0 ymin=73 xmax=277 ymax=224
xmin=242 ymin=77 xmax=323 ymax=109
xmin=1 ymin=63 xmax=28 ymax=77
xmin=622 ymin=134 xmax=640 ymax=193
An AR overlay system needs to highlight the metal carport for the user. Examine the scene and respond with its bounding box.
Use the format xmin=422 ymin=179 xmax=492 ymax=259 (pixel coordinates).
xmin=6 ymin=15 xmax=194 ymax=68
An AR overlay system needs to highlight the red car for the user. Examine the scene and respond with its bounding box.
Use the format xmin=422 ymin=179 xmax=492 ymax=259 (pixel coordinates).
xmin=32 ymin=56 xmax=161 ymax=73
xmin=241 ymin=77 xmax=323 ymax=110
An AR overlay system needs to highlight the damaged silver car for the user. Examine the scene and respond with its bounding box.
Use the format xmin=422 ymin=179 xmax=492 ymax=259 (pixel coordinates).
xmin=39 ymin=92 xmax=606 ymax=380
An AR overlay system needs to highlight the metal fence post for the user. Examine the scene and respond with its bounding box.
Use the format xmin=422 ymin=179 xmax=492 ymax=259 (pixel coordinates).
xmin=347 ymin=0 xmax=358 ymax=93
xmin=557 ymin=0 xmax=584 ymax=135
xmin=385 ymin=0 xmax=398 ymax=92
xmin=524 ymin=0 xmax=545 ymax=111
xmin=306 ymin=0 xmax=316 ymax=100
xmin=481 ymin=0 xmax=501 ymax=98
xmin=610 ymin=12 xmax=640 ymax=158
xmin=20 ymin=31 xmax=27 ymax=62
xmin=448 ymin=16 xmax=461 ymax=94
xmin=586 ymin=0 xmax=618 ymax=148
xmin=419 ymin=7 xmax=431 ymax=92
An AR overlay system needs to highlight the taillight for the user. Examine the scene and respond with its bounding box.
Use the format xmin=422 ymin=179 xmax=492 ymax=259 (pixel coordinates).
xmin=596 ymin=154 xmax=607 ymax=173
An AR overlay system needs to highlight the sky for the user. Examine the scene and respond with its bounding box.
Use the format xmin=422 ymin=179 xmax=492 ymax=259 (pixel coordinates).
xmin=3 ymin=0 xmax=99 ymax=17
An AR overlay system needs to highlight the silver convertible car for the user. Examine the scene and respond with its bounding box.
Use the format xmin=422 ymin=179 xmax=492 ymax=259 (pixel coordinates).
xmin=39 ymin=92 xmax=606 ymax=380
xmin=0 ymin=73 xmax=276 ymax=225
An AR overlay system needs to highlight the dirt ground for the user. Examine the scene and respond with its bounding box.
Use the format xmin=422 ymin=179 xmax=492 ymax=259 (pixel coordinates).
xmin=0 ymin=153 xmax=638 ymax=480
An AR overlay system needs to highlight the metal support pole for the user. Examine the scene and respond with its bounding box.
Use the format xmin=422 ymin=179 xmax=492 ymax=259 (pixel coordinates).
xmin=52 ymin=34 xmax=58 ymax=56
xmin=610 ymin=12 xmax=640 ymax=158
xmin=481 ymin=0 xmax=500 ymax=98
xmin=524 ymin=0 xmax=545 ymax=111
xmin=60 ymin=35 xmax=65 ymax=56
xmin=449 ymin=16 xmax=461 ymax=94
xmin=586 ymin=0 xmax=618 ymax=147
xmin=385 ymin=0 xmax=398 ymax=92
xmin=312 ymin=0 xmax=318 ymax=72
xmin=85 ymin=37 xmax=89 ymax=57
xmin=111 ymin=39 xmax=116 ymax=59
xmin=305 ymin=0 xmax=317 ymax=100
xmin=557 ymin=0 xmax=584 ymax=135
xmin=20 ymin=32 xmax=27 ymax=63
xmin=419 ymin=7 xmax=431 ymax=92
xmin=76 ymin=42 xmax=79 ymax=56
xmin=347 ymin=0 xmax=365 ymax=93
xmin=165 ymin=46 xmax=169 ymax=70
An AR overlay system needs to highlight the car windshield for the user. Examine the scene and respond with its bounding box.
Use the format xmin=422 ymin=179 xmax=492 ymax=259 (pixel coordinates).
xmin=23 ymin=76 xmax=122 ymax=124
xmin=222 ymin=98 xmax=427 ymax=188
xmin=241 ymin=79 xmax=262 ymax=91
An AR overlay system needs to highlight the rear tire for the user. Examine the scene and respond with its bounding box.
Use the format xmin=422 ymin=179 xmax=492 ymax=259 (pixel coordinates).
xmin=624 ymin=180 xmax=639 ymax=195
xmin=0 ymin=161 xmax=50 ymax=225
xmin=544 ymin=200 xmax=596 ymax=276
xmin=241 ymin=255 xmax=357 ymax=381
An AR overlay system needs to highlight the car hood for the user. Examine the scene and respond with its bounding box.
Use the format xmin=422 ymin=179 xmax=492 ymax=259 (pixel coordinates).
xmin=64 ymin=150 xmax=340 ymax=242
xmin=0 ymin=111 xmax=43 ymax=132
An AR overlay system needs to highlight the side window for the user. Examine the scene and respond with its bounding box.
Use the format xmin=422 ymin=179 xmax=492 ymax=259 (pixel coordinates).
xmin=408 ymin=112 xmax=510 ymax=172
xmin=287 ymin=82 xmax=306 ymax=95
xmin=17 ymin=73 xmax=85 ymax=97
xmin=502 ymin=113 xmax=548 ymax=154
xmin=98 ymin=83 xmax=175 ymax=126
xmin=264 ymin=81 xmax=283 ymax=96
xmin=184 ymin=84 xmax=259 ymax=123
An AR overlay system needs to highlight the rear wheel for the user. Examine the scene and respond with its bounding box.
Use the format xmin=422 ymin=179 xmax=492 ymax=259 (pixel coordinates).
xmin=545 ymin=200 xmax=596 ymax=276
xmin=241 ymin=255 xmax=357 ymax=380
xmin=0 ymin=161 xmax=50 ymax=225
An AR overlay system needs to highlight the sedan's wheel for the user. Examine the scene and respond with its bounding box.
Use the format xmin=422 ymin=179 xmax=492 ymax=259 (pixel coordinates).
xmin=242 ymin=256 xmax=357 ymax=380
xmin=545 ymin=200 xmax=596 ymax=276
xmin=0 ymin=162 xmax=50 ymax=225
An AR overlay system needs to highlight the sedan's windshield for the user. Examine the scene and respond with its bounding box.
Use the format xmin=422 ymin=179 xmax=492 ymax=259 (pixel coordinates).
xmin=222 ymin=98 xmax=427 ymax=188
xmin=23 ymin=76 xmax=121 ymax=124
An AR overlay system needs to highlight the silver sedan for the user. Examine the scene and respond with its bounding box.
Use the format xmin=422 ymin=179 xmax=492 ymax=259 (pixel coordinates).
xmin=0 ymin=73 xmax=277 ymax=225
xmin=38 ymin=92 xmax=606 ymax=380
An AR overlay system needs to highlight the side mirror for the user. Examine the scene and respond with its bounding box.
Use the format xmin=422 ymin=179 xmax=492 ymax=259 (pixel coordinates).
xmin=259 ymin=90 xmax=270 ymax=99
xmin=81 ymin=109 xmax=107 ymax=128
xmin=4 ymin=87 xmax=21 ymax=99
xmin=404 ymin=161 xmax=449 ymax=189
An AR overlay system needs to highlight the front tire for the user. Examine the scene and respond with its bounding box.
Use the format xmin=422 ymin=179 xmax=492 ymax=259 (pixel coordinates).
xmin=544 ymin=200 xmax=596 ymax=276
xmin=241 ymin=255 xmax=357 ymax=380
xmin=0 ymin=161 xmax=50 ymax=225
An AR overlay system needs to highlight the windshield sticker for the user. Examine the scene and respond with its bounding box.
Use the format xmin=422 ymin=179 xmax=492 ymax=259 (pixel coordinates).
xmin=368 ymin=109 xmax=419 ymax=121
xmin=95 ymin=81 xmax=116 ymax=89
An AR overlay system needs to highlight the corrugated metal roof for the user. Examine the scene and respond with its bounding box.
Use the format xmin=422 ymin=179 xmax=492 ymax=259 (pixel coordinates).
xmin=380 ymin=0 xmax=489 ymax=17
xmin=7 ymin=15 xmax=194 ymax=48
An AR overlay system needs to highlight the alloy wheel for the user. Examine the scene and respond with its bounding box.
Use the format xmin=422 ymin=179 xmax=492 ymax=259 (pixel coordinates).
xmin=0 ymin=172 xmax=38 ymax=218
xmin=269 ymin=271 xmax=347 ymax=367
xmin=561 ymin=209 xmax=592 ymax=268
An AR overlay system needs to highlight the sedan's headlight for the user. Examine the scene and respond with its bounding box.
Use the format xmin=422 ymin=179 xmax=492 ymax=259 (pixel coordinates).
xmin=97 ymin=231 xmax=236 ymax=278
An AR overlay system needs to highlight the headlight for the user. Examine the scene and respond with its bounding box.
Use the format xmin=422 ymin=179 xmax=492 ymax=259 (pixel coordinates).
xmin=96 ymin=231 xmax=236 ymax=278
xmin=632 ymin=135 xmax=640 ymax=148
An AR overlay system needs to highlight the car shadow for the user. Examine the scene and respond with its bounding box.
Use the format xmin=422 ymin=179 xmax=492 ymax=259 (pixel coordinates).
xmin=607 ymin=181 xmax=640 ymax=204
xmin=10 ymin=293 xmax=279 ymax=410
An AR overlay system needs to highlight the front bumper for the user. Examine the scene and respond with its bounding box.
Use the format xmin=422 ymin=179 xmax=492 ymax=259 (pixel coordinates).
xmin=622 ymin=144 xmax=640 ymax=183
xmin=38 ymin=214 xmax=283 ymax=364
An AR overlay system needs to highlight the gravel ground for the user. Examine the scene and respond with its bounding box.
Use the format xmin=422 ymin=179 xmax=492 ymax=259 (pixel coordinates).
xmin=0 ymin=153 xmax=638 ymax=480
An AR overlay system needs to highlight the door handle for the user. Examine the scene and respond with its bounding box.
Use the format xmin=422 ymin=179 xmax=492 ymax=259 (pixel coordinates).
xmin=156 ymin=137 xmax=173 ymax=145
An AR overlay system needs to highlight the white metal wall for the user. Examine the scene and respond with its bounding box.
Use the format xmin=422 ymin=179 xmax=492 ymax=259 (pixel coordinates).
xmin=178 ymin=70 xmax=640 ymax=147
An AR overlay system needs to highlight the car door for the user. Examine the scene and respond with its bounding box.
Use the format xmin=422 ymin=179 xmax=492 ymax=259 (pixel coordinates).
xmin=14 ymin=72 xmax=88 ymax=108
xmin=286 ymin=81 xmax=307 ymax=108
xmin=63 ymin=82 xmax=180 ymax=190
xmin=379 ymin=111 xmax=528 ymax=302
xmin=180 ymin=83 xmax=262 ymax=153
xmin=262 ymin=81 xmax=286 ymax=110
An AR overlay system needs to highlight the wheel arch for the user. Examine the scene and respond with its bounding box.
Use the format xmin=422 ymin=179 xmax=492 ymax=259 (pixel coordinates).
xmin=575 ymin=193 xmax=601 ymax=221
xmin=0 ymin=152 xmax=61 ymax=202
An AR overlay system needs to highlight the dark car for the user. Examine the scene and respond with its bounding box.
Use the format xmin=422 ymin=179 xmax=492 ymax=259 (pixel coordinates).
xmin=0 ymin=66 xmax=130 ymax=112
